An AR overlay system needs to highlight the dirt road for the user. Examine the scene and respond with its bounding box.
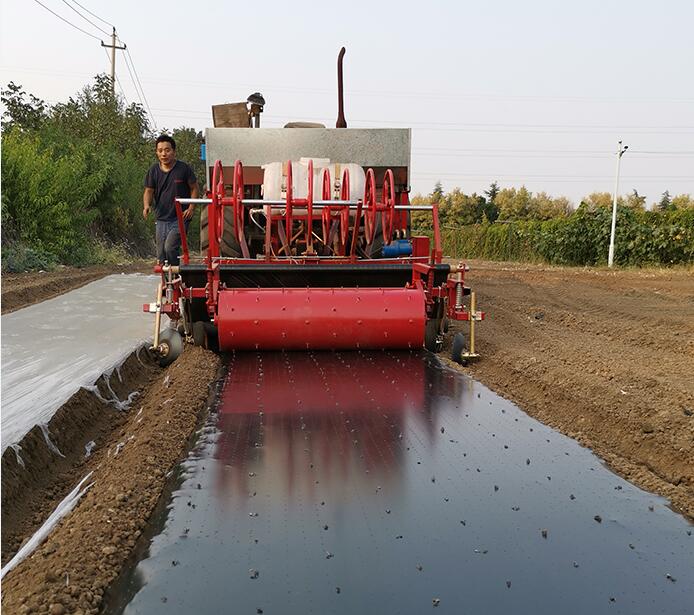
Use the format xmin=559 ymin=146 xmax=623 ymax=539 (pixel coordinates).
xmin=449 ymin=261 xmax=694 ymax=517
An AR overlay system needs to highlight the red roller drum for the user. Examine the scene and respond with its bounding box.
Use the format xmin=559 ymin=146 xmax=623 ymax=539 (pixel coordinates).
xmin=216 ymin=287 xmax=426 ymax=350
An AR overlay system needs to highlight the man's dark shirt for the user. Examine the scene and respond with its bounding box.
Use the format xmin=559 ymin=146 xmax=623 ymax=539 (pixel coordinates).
xmin=144 ymin=160 xmax=197 ymax=221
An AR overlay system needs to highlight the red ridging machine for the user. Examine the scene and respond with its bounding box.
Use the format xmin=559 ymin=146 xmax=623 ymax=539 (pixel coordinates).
xmin=144 ymin=49 xmax=484 ymax=365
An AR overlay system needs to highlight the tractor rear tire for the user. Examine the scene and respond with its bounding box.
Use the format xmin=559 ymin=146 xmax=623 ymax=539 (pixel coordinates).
xmin=200 ymin=206 xmax=242 ymax=257
xmin=203 ymin=321 xmax=220 ymax=352
xmin=424 ymin=319 xmax=442 ymax=353
xmin=192 ymin=320 xmax=208 ymax=348
xmin=368 ymin=213 xmax=386 ymax=258
xmin=451 ymin=332 xmax=467 ymax=365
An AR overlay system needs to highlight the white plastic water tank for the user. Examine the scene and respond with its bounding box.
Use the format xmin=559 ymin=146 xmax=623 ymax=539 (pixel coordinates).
xmin=261 ymin=162 xmax=283 ymax=200
xmin=261 ymin=160 xmax=366 ymax=202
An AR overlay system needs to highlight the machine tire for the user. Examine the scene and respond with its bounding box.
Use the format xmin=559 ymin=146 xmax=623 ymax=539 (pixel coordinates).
xmin=424 ymin=319 xmax=442 ymax=353
xmin=451 ymin=332 xmax=467 ymax=365
xmin=158 ymin=328 xmax=183 ymax=366
xmin=200 ymin=206 xmax=242 ymax=257
xmin=203 ymin=321 xmax=220 ymax=352
xmin=192 ymin=320 xmax=208 ymax=348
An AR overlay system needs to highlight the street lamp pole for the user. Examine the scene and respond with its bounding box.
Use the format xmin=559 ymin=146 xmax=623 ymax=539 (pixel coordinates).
xmin=608 ymin=140 xmax=628 ymax=267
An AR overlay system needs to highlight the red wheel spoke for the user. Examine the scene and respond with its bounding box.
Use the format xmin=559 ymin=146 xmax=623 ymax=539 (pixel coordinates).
xmin=285 ymin=160 xmax=293 ymax=245
xmin=381 ymin=169 xmax=395 ymax=244
xmin=209 ymin=160 xmax=224 ymax=258
xmin=321 ymin=168 xmax=332 ymax=245
xmin=306 ymin=160 xmax=314 ymax=250
xmin=340 ymin=168 xmax=351 ymax=248
xmin=233 ymin=160 xmax=246 ymax=244
xmin=363 ymin=169 xmax=377 ymax=244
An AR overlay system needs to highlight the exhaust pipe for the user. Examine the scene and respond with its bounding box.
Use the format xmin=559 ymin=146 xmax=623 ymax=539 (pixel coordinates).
xmin=336 ymin=47 xmax=347 ymax=128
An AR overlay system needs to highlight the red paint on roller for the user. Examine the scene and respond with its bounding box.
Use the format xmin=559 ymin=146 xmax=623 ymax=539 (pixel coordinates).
xmin=217 ymin=287 xmax=425 ymax=351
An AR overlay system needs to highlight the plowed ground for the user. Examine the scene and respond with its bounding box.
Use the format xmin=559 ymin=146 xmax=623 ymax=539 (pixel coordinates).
xmin=446 ymin=261 xmax=693 ymax=517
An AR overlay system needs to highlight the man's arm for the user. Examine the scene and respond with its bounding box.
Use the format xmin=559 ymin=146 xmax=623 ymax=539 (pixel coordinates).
xmin=183 ymin=179 xmax=200 ymax=220
xmin=143 ymin=187 xmax=154 ymax=219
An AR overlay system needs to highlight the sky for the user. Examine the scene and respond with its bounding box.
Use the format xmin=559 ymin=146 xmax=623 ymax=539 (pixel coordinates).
xmin=1 ymin=0 xmax=693 ymax=205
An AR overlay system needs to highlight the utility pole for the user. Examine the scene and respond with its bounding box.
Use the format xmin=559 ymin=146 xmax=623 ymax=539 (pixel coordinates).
xmin=608 ymin=140 xmax=628 ymax=267
xmin=101 ymin=27 xmax=126 ymax=94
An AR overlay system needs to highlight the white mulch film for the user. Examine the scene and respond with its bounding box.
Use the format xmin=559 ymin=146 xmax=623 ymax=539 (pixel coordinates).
xmin=0 ymin=472 xmax=95 ymax=579
xmin=1 ymin=274 xmax=159 ymax=454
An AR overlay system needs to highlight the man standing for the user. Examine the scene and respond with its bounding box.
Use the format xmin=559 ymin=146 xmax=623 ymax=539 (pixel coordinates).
xmin=143 ymin=135 xmax=199 ymax=265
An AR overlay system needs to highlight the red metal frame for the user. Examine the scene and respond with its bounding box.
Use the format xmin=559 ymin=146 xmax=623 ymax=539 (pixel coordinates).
xmin=151 ymin=158 xmax=483 ymax=351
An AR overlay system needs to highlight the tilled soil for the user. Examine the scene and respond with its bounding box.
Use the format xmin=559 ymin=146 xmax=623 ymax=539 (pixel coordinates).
xmin=445 ymin=261 xmax=694 ymax=518
xmin=1 ymin=347 xmax=221 ymax=614
xmin=1 ymin=350 xmax=159 ymax=565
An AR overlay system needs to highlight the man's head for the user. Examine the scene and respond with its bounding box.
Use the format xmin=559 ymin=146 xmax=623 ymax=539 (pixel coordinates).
xmin=155 ymin=135 xmax=177 ymax=166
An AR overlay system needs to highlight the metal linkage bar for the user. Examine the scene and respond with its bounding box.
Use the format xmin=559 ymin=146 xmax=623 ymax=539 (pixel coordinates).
xmin=205 ymin=255 xmax=432 ymax=262
xmin=177 ymin=198 xmax=432 ymax=210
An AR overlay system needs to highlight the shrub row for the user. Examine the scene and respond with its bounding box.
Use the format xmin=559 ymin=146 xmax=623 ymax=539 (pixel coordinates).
xmin=438 ymin=205 xmax=694 ymax=266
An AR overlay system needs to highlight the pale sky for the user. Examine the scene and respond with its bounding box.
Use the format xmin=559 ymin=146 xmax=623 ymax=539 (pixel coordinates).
xmin=1 ymin=0 xmax=693 ymax=205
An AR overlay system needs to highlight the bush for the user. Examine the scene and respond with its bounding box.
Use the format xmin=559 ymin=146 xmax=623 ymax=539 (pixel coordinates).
xmin=1 ymin=78 xmax=155 ymax=270
xmin=439 ymin=206 xmax=694 ymax=267
xmin=1 ymin=242 xmax=58 ymax=273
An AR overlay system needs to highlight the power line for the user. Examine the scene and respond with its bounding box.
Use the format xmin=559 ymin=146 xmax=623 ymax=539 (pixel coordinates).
xmin=121 ymin=51 xmax=146 ymax=107
xmin=60 ymin=0 xmax=110 ymax=36
xmin=416 ymin=147 xmax=694 ymax=155
xmin=414 ymin=173 xmax=693 ymax=179
xmin=69 ymin=0 xmax=114 ymax=28
xmin=123 ymin=48 xmax=157 ymax=131
xmin=412 ymin=151 xmax=694 ymax=160
xmin=413 ymin=173 xmax=693 ymax=182
xmin=630 ymin=150 xmax=694 ymax=155
xmin=5 ymin=58 xmax=693 ymax=107
xmin=31 ymin=0 xmax=102 ymax=41
xmin=414 ymin=152 xmax=611 ymax=160
xmin=147 ymin=107 xmax=694 ymax=134
xmin=117 ymin=74 xmax=694 ymax=105
xmin=122 ymin=49 xmax=157 ymax=131
xmin=410 ymin=176 xmax=693 ymax=184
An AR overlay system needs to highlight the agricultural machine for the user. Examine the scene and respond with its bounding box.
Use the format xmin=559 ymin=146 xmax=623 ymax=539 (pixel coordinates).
xmin=144 ymin=49 xmax=483 ymax=364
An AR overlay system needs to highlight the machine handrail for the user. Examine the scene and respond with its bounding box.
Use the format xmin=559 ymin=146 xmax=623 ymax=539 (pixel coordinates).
xmin=176 ymin=198 xmax=433 ymax=210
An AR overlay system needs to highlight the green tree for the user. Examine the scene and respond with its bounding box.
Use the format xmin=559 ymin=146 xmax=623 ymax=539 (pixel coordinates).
xmin=445 ymin=189 xmax=484 ymax=226
xmin=580 ymin=192 xmax=623 ymax=209
xmin=483 ymin=181 xmax=499 ymax=222
xmin=496 ymin=186 xmax=532 ymax=221
xmin=432 ymin=181 xmax=444 ymax=203
xmin=625 ymin=189 xmax=646 ymax=211
xmin=1 ymin=82 xmax=48 ymax=131
xmin=1 ymin=76 xmax=157 ymax=269
xmin=484 ymin=181 xmax=499 ymax=204
xmin=532 ymin=192 xmax=572 ymax=220
xmin=410 ymin=193 xmax=432 ymax=232
xmin=656 ymin=190 xmax=673 ymax=211
xmin=671 ymin=194 xmax=694 ymax=209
